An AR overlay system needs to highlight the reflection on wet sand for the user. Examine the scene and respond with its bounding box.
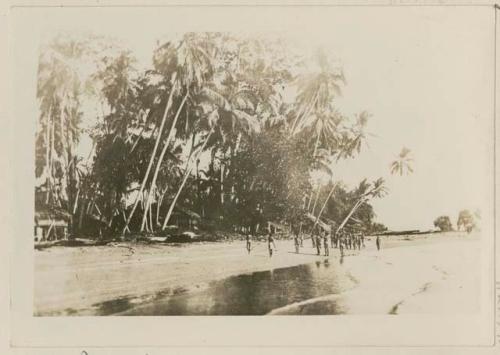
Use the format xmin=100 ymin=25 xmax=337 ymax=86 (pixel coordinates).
xmin=114 ymin=260 xmax=348 ymax=316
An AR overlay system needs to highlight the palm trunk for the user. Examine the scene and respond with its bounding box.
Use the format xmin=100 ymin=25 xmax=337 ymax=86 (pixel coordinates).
xmin=313 ymin=182 xmax=337 ymax=231
xmin=311 ymin=186 xmax=321 ymax=215
xmin=220 ymin=160 xmax=224 ymax=206
xmin=129 ymin=109 xmax=152 ymax=153
xmin=123 ymin=73 xmax=178 ymax=233
xmin=44 ymin=105 xmax=52 ymax=204
xmin=140 ymin=92 xmax=188 ymax=231
xmin=290 ymin=90 xmax=319 ymax=135
xmin=156 ymin=189 xmax=166 ymax=226
xmin=149 ymin=199 xmax=154 ymax=232
xmin=162 ymin=128 xmax=213 ymax=230
xmin=50 ymin=119 xmax=55 ymax=203
xmin=306 ymin=192 xmax=313 ymax=210
xmin=336 ymin=198 xmax=365 ymax=233
xmin=72 ymin=188 xmax=80 ymax=214
xmin=312 ymin=133 xmax=320 ymax=157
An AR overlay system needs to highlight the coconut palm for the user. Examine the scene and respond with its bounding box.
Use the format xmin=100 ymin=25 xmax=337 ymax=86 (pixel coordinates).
xmin=290 ymin=48 xmax=345 ymax=137
xmin=390 ymin=147 xmax=414 ymax=175
xmin=36 ymin=37 xmax=90 ymax=209
xmin=161 ymin=108 xmax=220 ymax=229
xmin=125 ymin=33 xmax=215 ymax=233
xmin=336 ymin=178 xmax=387 ymax=233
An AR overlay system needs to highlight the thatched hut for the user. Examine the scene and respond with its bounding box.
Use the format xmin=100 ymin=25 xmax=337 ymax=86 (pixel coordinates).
xmin=34 ymin=208 xmax=72 ymax=242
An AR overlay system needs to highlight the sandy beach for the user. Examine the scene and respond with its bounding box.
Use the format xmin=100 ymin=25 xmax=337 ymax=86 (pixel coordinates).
xmin=34 ymin=232 xmax=481 ymax=316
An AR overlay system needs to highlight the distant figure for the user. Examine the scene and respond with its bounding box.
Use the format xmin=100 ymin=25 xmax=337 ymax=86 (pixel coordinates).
xmin=268 ymin=233 xmax=275 ymax=257
xmin=376 ymin=235 xmax=381 ymax=251
xmin=339 ymin=237 xmax=344 ymax=257
xmin=294 ymin=234 xmax=300 ymax=254
xmin=361 ymin=234 xmax=365 ymax=248
xmin=246 ymin=234 xmax=252 ymax=254
xmin=315 ymin=233 xmax=322 ymax=255
xmin=323 ymin=233 xmax=329 ymax=256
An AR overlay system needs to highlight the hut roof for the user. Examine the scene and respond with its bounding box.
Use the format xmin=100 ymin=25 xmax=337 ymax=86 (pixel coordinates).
xmin=35 ymin=207 xmax=72 ymax=223
xmin=305 ymin=213 xmax=331 ymax=232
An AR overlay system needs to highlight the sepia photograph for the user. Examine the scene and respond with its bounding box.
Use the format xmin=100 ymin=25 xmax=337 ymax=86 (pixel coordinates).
xmin=5 ymin=3 xmax=498 ymax=351
xmin=28 ymin=6 xmax=494 ymax=319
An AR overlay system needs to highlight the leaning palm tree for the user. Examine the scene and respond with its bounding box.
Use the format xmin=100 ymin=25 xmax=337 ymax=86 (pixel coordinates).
xmin=124 ymin=33 xmax=215 ymax=233
xmin=161 ymin=108 xmax=220 ymax=230
xmin=336 ymin=178 xmax=387 ymax=233
xmin=390 ymin=147 xmax=414 ymax=175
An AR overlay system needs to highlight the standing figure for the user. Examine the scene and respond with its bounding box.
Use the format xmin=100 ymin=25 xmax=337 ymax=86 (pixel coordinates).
xmin=246 ymin=234 xmax=252 ymax=254
xmin=268 ymin=233 xmax=275 ymax=257
xmin=376 ymin=235 xmax=381 ymax=251
xmin=323 ymin=233 xmax=329 ymax=256
xmin=316 ymin=232 xmax=322 ymax=255
xmin=294 ymin=234 xmax=300 ymax=254
xmin=339 ymin=236 xmax=344 ymax=257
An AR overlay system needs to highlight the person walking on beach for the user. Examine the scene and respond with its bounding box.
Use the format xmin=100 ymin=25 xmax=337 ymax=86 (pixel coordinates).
xmin=316 ymin=231 xmax=322 ymax=255
xmin=294 ymin=234 xmax=300 ymax=254
xmin=291 ymin=223 xmax=300 ymax=253
xmin=376 ymin=235 xmax=381 ymax=251
xmin=339 ymin=236 xmax=345 ymax=257
xmin=246 ymin=234 xmax=252 ymax=254
xmin=268 ymin=232 xmax=275 ymax=257
xmin=323 ymin=232 xmax=329 ymax=256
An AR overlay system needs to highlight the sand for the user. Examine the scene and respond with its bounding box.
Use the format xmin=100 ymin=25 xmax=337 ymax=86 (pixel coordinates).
xmin=33 ymin=232 xmax=481 ymax=316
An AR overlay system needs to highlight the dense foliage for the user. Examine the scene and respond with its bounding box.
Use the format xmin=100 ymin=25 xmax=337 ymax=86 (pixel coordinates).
xmin=35 ymin=32 xmax=389 ymax=237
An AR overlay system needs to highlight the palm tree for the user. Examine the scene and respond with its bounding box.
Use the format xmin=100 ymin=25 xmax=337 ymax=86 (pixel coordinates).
xmin=125 ymin=33 xmax=215 ymax=233
xmin=37 ymin=37 xmax=90 ymax=210
xmin=390 ymin=147 xmax=414 ymax=175
xmin=290 ymin=48 xmax=345 ymax=137
xmin=336 ymin=178 xmax=387 ymax=233
xmin=161 ymin=109 xmax=220 ymax=229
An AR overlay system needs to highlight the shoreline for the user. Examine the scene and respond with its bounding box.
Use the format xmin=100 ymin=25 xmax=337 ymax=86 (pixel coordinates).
xmin=34 ymin=232 xmax=480 ymax=316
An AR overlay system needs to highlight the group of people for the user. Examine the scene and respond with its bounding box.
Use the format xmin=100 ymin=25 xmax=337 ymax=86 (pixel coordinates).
xmin=245 ymin=226 xmax=380 ymax=258
xmin=308 ymin=228 xmax=366 ymax=257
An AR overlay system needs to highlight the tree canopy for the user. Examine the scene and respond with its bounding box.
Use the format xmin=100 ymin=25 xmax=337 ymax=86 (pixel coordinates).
xmin=35 ymin=32 xmax=391 ymax=238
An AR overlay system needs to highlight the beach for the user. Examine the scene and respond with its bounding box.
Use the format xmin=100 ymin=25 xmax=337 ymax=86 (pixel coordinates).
xmin=34 ymin=232 xmax=481 ymax=316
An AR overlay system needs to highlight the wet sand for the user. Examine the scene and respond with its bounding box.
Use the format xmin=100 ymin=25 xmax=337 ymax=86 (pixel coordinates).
xmin=34 ymin=232 xmax=480 ymax=316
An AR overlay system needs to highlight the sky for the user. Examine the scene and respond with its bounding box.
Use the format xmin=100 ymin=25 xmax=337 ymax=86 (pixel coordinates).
xmin=33 ymin=6 xmax=495 ymax=230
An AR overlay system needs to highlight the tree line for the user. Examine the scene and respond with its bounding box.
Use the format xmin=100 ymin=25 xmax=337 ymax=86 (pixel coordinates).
xmin=35 ymin=32 xmax=398 ymax=238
